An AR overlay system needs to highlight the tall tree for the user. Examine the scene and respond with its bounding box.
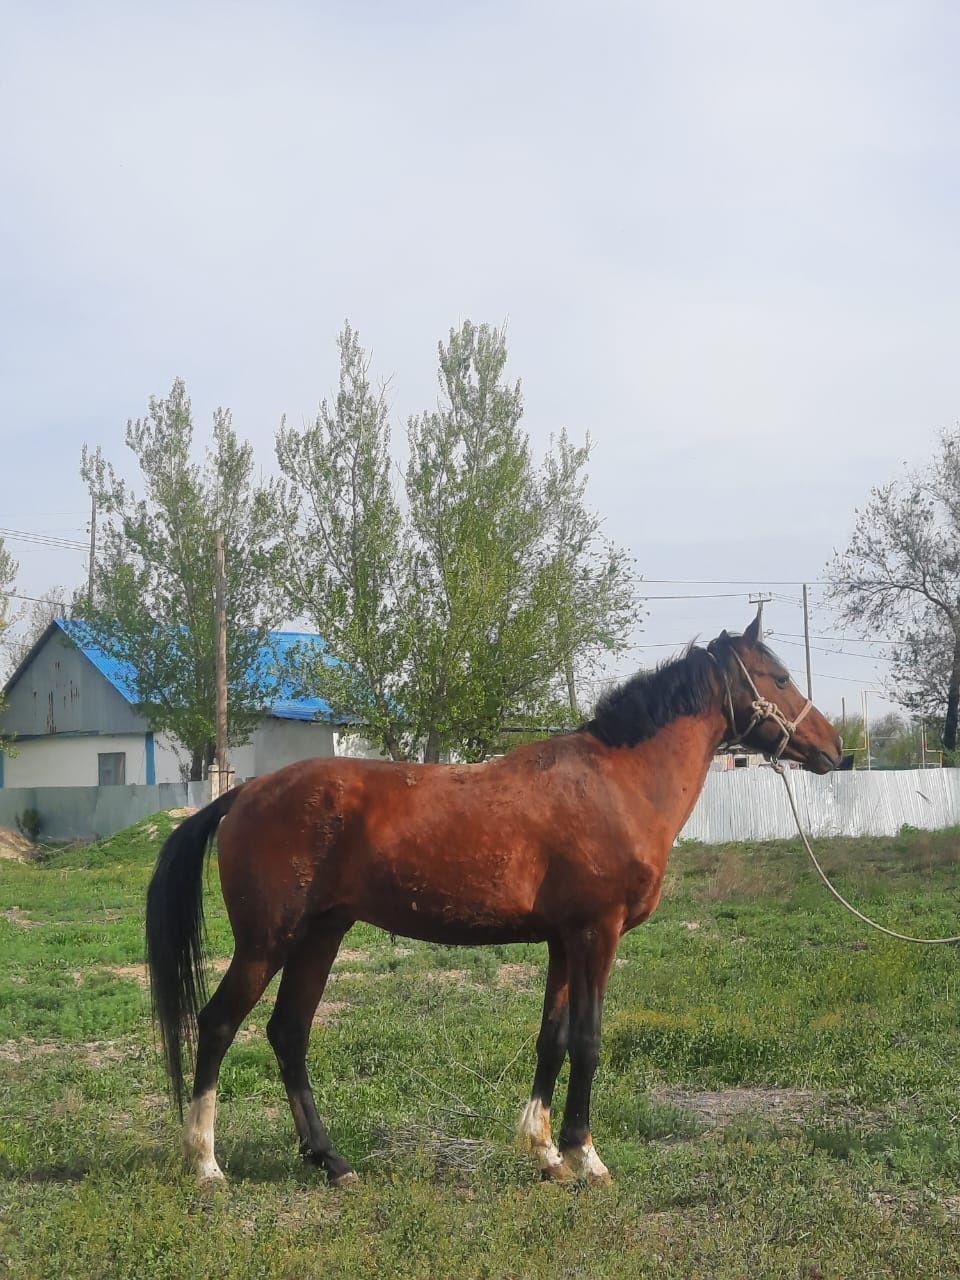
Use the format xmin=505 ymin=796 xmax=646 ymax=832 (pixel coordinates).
xmin=278 ymin=321 xmax=638 ymax=763
xmin=81 ymin=380 xmax=285 ymax=779
xmin=540 ymin=430 xmax=638 ymax=717
xmin=276 ymin=324 xmax=412 ymax=759
xmin=827 ymin=429 xmax=960 ymax=755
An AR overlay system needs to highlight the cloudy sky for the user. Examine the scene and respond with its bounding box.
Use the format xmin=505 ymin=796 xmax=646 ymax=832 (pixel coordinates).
xmin=3 ymin=1 xmax=959 ymax=721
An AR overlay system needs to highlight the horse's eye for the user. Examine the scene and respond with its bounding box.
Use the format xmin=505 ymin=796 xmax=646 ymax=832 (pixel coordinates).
xmin=774 ymin=675 xmax=789 ymax=689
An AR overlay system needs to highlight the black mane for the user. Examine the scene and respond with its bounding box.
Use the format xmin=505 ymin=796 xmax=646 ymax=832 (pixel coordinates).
xmin=585 ymin=644 xmax=720 ymax=748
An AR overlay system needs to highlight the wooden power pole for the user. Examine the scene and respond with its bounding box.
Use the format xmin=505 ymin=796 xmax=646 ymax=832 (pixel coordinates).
xmin=802 ymin=583 xmax=813 ymax=700
xmin=87 ymin=493 xmax=97 ymax=604
xmin=214 ymin=531 xmax=228 ymax=790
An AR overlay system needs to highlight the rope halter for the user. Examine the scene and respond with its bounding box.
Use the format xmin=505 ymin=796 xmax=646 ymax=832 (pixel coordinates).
xmin=707 ymin=646 xmax=813 ymax=763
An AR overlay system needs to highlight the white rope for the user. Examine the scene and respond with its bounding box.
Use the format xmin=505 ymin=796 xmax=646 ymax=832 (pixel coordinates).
xmin=773 ymin=762 xmax=960 ymax=946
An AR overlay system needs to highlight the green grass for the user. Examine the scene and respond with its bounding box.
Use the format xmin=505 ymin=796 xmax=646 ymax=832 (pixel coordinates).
xmin=2 ymin=817 xmax=960 ymax=1276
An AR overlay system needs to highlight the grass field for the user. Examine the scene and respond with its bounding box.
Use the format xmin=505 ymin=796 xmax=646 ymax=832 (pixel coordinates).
xmin=2 ymin=814 xmax=960 ymax=1278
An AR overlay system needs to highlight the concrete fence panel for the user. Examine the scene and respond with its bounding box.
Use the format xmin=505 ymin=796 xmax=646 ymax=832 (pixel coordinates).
xmin=0 ymin=782 xmax=211 ymax=842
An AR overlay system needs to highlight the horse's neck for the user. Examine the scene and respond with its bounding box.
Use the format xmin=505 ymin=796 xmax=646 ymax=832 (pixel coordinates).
xmin=610 ymin=706 xmax=728 ymax=836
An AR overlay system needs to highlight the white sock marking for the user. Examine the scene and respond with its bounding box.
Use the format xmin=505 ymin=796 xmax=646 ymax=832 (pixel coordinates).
xmin=183 ymin=1090 xmax=225 ymax=1182
xmin=518 ymin=1099 xmax=564 ymax=1170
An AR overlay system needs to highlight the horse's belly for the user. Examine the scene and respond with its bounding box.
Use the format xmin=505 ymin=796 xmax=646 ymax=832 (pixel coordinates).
xmin=348 ymin=846 xmax=545 ymax=944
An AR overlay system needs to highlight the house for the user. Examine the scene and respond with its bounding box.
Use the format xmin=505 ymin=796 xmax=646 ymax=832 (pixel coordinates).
xmin=0 ymin=619 xmax=367 ymax=789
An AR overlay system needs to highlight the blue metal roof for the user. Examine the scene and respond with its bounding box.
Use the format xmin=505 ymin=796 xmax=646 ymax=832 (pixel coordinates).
xmin=54 ymin=619 xmax=347 ymax=723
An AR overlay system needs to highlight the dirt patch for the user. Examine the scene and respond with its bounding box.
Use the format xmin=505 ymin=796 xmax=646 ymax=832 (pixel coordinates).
xmin=2 ymin=907 xmax=39 ymax=929
xmin=869 ymin=1190 xmax=960 ymax=1221
xmin=495 ymin=963 xmax=538 ymax=991
xmin=423 ymin=968 xmax=471 ymax=987
xmin=98 ymin=964 xmax=150 ymax=987
xmin=0 ymin=1039 xmax=138 ymax=1067
xmin=335 ymin=948 xmax=373 ymax=965
xmin=313 ymin=1000 xmax=347 ymax=1026
xmin=167 ymin=807 xmax=197 ymax=820
xmin=0 ymin=827 xmax=35 ymax=861
xmin=650 ymin=1086 xmax=826 ymax=1127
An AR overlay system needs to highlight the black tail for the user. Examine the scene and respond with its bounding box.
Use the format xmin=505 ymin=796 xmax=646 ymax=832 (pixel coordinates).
xmin=145 ymin=787 xmax=243 ymax=1115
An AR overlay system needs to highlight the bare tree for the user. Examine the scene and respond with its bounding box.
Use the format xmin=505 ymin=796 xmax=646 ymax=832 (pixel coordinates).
xmin=827 ymin=429 xmax=960 ymax=753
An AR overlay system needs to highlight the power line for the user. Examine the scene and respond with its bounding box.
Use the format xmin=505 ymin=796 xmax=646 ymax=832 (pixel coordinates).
xmin=638 ymin=591 xmax=759 ymax=600
xmin=0 ymin=526 xmax=87 ymax=551
xmin=769 ymin=635 xmax=895 ymax=664
xmin=7 ymin=590 xmax=70 ymax=605
xmin=639 ymin=577 xmax=838 ymax=587
xmin=772 ymin=629 xmax=895 ymax=647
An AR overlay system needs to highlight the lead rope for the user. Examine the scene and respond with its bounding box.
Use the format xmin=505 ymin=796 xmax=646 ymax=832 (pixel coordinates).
xmin=772 ymin=760 xmax=960 ymax=946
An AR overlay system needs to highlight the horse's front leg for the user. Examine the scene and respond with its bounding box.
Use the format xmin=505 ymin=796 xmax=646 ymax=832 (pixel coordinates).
xmin=519 ymin=938 xmax=568 ymax=1175
xmin=550 ymin=920 xmax=620 ymax=1185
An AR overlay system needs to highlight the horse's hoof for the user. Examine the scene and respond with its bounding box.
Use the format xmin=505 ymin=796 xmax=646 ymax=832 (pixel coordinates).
xmin=329 ymin=1169 xmax=360 ymax=1189
xmin=555 ymin=1143 xmax=612 ymax=1186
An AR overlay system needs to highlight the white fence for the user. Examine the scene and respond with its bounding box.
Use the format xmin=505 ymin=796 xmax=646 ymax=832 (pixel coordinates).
xmin=680 ymin=767 xmax=960 ymax=844
xmin=2 ymin=769 xmax=959 ymax=846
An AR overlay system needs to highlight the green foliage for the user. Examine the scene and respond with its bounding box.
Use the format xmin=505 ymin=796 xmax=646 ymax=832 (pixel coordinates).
xmin=275 ymin=324 xmax=412 ymax=758
xmin=80 ymin=380 xmax=286 ymax=778
xmin=277 ymin=322 xmax=637 ymax=761
xmin=830 ymin=712 xmax=926 ymax=769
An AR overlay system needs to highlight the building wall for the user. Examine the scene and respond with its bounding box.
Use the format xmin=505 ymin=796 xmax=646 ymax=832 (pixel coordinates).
xmin=2 ymin=732 xmax=154 ymax=788
xmin=252 ymin=718 xmax=336 ymax=775
xmin=3 ymin=628 xmax=146 ymax=737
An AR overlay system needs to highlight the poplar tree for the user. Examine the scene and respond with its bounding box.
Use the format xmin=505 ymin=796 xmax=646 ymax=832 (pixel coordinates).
xmin=278 ymin=321 xmax=638 ymax=762
xmin=81 ymin=380 xmax=285 ymax=779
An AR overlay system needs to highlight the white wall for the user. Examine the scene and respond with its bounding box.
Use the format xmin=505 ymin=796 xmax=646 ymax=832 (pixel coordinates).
xmin=2 ymin=718 xmax=376 ymax=790
xmin=252 ymin=718 xmax=336 ymax=775
xmin=333 ymin=730 xmax=388 ymax=760
xmin=3 ymin=733 xmax=152 ymax=788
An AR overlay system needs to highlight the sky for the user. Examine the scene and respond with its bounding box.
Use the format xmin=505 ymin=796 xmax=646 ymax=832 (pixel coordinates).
xmin=2 ymin=0 xmax=959 ymax=722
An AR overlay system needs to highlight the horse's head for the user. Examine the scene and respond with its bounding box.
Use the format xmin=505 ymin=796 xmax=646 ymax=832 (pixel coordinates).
xmin=707 ymin=615 xmax=843 ymax=774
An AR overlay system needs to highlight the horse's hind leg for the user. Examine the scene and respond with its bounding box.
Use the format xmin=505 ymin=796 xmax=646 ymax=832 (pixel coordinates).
xmin=519 ymin=938 xmax=569 ymax=1176
xmin=266 ymin=916 xmax=356 ymax=1186
xmin=184 ymin=955 xmax=275 ymax=1181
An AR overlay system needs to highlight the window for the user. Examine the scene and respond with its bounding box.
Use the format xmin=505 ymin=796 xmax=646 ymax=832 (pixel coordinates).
xmin=98 ymin=752 xmax=126 ymax=786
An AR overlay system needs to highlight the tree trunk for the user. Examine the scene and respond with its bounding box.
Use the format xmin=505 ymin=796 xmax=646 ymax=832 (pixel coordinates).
xmin=423 ymin=728 xmax=442 ymax=764
xmin=564 ymin=655 xmax=579 ymax=721
xmin=943 ymin=634 xmax=960 ymax=756
xmin=188 ymin=741 xmax=217 ymax=781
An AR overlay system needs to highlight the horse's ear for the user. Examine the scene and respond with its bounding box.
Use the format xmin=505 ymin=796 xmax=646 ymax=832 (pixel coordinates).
xmin=743 ymin=611 xmax=761 ymax=646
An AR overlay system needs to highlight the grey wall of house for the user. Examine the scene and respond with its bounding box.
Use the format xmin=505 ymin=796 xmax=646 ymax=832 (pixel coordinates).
xmin=3 ymin=629 xmax=146 ymax=737
xmin=0 ymin=781 xmax=211 ymax=841
xmin=255 ymin=718 xmax=336 ymax=774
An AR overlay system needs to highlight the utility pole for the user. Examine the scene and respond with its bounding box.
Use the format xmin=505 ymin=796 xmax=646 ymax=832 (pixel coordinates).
xmin=86 ymin=492 xmax=97 ymax=604
xmin=841 ymin=696 xmax=846 ymax=729
xmin=862 ymin=689 xmax=871 ymax=769
xmin=748 ymin=591 xmax=773 ymax=637
xmin=214 ymin=531 xmax=228 ymax=794
xmin=802 ymin=583 xmax=813 ymax=700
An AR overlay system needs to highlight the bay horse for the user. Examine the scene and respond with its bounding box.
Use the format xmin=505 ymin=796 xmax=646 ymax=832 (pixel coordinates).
xmin=146 ymin=615 xmax=842 ymax=1186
